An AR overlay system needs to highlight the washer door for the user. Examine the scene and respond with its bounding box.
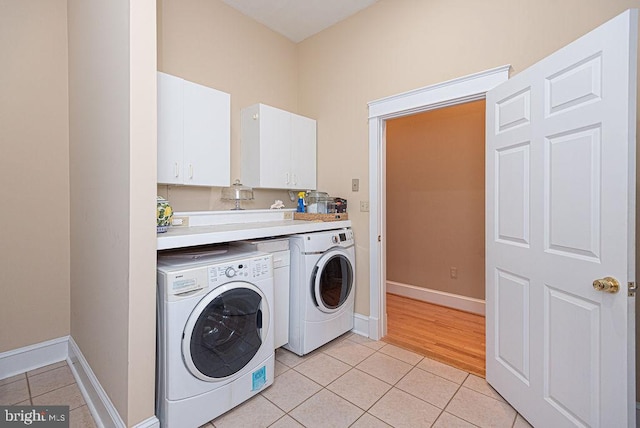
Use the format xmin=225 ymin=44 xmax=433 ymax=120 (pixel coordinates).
xmin=312 ymin=250 xmax=354 ymax=313
xmin=182 ymin=281 xmax=270 ymax=381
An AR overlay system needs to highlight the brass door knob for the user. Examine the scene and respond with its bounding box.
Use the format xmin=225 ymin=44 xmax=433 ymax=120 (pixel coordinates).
xmin=592 ymin=277 xmax=620 ymax=293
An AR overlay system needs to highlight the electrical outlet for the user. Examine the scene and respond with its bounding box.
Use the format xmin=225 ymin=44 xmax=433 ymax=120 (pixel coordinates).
xmin=172 ymin=216 xmax=189 ymax=227
xmin=450 ymin=267 xmax=458 ymax=279
xmin=352 ymin=178 xmax=359 ymax=192
xmin=360 ymin=201 xmax=369 ymax=212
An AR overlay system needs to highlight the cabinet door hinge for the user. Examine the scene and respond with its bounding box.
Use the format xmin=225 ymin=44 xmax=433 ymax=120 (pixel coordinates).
xmin=628 ymin=282 xmax=637 ymax=297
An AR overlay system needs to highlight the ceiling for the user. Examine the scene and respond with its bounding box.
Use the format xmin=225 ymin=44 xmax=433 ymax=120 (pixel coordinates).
xmin=221 ymin=0 xmax=380 ymax=43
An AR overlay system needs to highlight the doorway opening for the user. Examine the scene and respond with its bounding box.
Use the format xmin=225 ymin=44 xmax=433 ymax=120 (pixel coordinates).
xmin=383 ymin=100 xmax=486 ymax=376
xmin=366 ymin=65 xmax=511 ymax=360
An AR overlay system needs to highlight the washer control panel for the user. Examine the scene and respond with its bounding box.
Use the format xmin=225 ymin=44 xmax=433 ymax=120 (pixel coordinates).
xmin=208 ymin=254 xmax=272 ymax=286
xmin=161 ymin=253 xmax=272 ymax=298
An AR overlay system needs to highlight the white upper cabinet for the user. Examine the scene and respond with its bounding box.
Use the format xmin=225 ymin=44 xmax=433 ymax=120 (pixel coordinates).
xmin=241 ymin=103 xmax=317 ymax=190
xmin=157 ymin=72 xmax=230 ymax=187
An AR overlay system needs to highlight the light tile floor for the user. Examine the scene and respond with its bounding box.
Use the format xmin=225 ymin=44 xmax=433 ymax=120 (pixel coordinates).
xmin=0 ymin=334 xmax=534 ymax=428
xmin=206 ymin=333 xmax=534 ymax=428
xmin=0 ymin=360 xmax=97 ymax=428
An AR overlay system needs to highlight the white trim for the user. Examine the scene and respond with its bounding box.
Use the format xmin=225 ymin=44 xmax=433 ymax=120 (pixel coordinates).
xmin=0 ymin=336 xmax=69 ymax=380
xmin=387 ymin=281 xmax=485 ymax=316
xmin=351 ymin=313 xmax=370 ymax=337
xmin=132 ymin=416 xmax=161 ymax=428
xmin=68 ymin=337 xmax=126 ymax=428
xmin=0 ymin=337 xmax=160 ymax=428
xmin=367 ymin=65 xmax=510 ymax=340
xmin=368 ymin=65 xmax=511 ymax=119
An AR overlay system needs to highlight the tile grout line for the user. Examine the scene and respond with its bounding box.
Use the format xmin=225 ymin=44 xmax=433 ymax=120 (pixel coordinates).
xmin=29 ymin=379 xmax=77 ymax=400
xmin=25 ymin=372 xmax=33 ymax=406
xmin=320 ymin=366 xmax=386 ymax=414
xmin=439 ymin=375 xmax=489 ymax=428
xmin=510 ymin=410 xmax=518 ymax=428
xmin=272 ymin=345 xmax=396 ymax=427
xmin=347 ymin=411 xmax=388 ymax=428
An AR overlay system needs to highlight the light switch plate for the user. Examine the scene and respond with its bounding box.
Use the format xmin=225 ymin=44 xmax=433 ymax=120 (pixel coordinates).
xmin=352 ymin=179 xmax=359 ymax=192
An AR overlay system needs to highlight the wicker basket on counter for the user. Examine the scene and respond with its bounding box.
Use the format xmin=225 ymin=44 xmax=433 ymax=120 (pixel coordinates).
xmin=293 ymin=213 xmax=348 ymax=222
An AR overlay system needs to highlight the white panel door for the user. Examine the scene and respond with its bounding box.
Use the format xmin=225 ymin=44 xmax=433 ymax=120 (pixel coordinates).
xmin=486 ymin=10 xmax=636 ymax=428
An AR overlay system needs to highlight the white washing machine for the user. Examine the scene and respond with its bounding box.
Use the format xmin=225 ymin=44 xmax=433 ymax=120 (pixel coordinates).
xmin=284 ymin=228 xmax=355 ymax=356
xmin=156 ymin=248 xmax=274 ymax=428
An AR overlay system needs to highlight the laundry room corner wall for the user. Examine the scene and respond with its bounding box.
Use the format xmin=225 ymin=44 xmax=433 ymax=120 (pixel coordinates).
xmin=68 ymin=0 xmax=157 ymax=426
xmin=156 ymin=0 xmax=299 ymax=212
xmin=0 ymin=0 xmax=70 ymax=354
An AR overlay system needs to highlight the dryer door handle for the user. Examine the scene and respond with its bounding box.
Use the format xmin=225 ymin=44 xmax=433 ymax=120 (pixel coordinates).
xmin=256 ymin=309 xmax=263 ymax=329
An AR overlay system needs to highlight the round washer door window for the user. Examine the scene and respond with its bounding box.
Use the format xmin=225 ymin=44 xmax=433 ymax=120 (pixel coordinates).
xmin=312 ymin=251 xmax=354 ymax=313
xmin=182 ymin=282 xmax=270 ymax=381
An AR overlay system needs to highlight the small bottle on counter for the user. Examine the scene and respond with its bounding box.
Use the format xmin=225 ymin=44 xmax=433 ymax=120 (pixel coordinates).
xmin=297 ymin=192 xmax=306 ymax=213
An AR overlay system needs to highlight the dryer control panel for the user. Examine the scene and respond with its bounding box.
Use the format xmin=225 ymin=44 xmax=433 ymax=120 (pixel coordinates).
xmin=299 ymin=228 xmax=354 ymax=253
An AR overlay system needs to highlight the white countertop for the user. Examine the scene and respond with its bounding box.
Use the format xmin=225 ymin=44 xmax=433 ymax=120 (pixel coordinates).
xmin=157 ymin=210 xmax=351 ymax=250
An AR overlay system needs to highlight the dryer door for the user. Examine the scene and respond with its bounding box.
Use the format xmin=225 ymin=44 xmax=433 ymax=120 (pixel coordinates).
xmin=182 ymin=281 xmax=270 ymax=381
xmin=312 ymin=250 xmax=354 ymax=313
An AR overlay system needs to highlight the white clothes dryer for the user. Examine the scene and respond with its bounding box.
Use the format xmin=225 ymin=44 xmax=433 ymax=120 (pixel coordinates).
xmin=284 ymin=228 xmax=355 ymax=356
xmin=156 ymin=248 xmax=274 ymax=428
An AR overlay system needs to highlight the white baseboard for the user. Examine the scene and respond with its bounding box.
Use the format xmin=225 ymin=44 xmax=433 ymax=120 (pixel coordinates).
xmin=1 ymin=336 xmax=159 ymax=428
xmin=351 ymin=313 xmax=370 ymax=337
xmin=68 ymin=336 xmax=126 ymax=428
xmin=0 ymin=336 xmax=69 ymax=380
xmin=67 ymin=338 xmax=160 ymax=428
xmin=387 ymin=281 xmax=486 ymax=316
xmin=133 ymin=416 xmax=160 ymax=428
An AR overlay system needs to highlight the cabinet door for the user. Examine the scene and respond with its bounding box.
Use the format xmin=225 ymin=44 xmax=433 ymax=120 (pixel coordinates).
xmin=258 ymin=104 xmax=292 ymax=188
xmin=183 ymin=79 xmax=230 ymax=187
xmin=290 ymin=114 xmax=317 ymax=190
xmin=157 ymin=72 xmax=183 ymax=185
xmin=241 ymin=104 xmax=261 ymax=187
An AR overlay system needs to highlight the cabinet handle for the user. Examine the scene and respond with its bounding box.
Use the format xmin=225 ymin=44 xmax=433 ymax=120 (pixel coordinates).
xmin=189 ymin=164 xmax=193 ymax=179
xmin=293 ymin=173 xmax=297 ymax=185
xmin=286 ymin=172 xmax=290 ymax=184
xmin=174 ymin=162 xmax=179 ymax=178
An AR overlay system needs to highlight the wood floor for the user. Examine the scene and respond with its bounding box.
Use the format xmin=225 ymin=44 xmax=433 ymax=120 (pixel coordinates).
xmin=383 ymin=293 xmax=486 ymax=377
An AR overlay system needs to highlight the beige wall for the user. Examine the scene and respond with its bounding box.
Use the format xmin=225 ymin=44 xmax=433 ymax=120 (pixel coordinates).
xmin=0 ymin=0 xmax=70 ymax=353
xmin=68 ymin=0 xmax=156 ymax=425
xmin=386 ymin=101 xmax=485 ymax=300
xmin=297 ymin=0 xmax=640 ymax=315
xmin=157 ymin=0 xmax=300 ymax=212
xmin=128 ymin=0 xmax=158 ymax=424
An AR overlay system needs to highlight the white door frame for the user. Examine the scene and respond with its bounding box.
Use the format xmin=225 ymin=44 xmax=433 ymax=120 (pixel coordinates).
xmin=367 ymin=65 xmax=511 ymax=340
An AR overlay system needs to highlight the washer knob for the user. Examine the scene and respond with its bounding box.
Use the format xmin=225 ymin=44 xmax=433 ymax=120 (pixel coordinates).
xmin=331 ymin=236 xmax=339 ymax=244
xmin=225 ymin=267 xmax=236 ymax=278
